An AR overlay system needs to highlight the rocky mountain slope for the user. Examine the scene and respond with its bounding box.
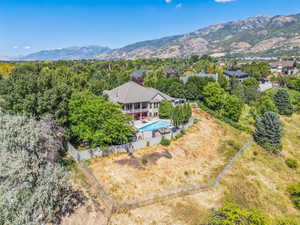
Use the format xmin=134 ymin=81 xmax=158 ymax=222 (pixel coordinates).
xmin=96 ymin=13 xmax=300 ymax=59
xmin=19 ymin=46 xmax=111 ymax=61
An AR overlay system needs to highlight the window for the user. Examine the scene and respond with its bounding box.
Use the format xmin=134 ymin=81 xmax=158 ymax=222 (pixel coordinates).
xmin=125 ymin=104 xmax=133 ymax=111
xmin=134 ymin=103 xmax=140 ymax=109
xmin=149 ymin=112 xmax=152 ymax=117
xmin=142 ymin=102 xmax=148 ymax=109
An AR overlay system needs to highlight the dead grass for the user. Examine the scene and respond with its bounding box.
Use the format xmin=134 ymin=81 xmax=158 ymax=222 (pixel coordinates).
xmin=63 ymin=111 xmax=300 ymax=225
xmin=221 ymin=114 xmax=300 ymax=220
xmin=88 ymin=109 xmax=248 ymax=202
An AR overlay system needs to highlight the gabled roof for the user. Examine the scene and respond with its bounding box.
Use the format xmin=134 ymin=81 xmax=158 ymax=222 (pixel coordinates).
xmin=103 ymin=81 xmax=174 ymax=104
xmin=180 ymin=73 xmax=218 ymax=83
xmin=224 ymin=70 xmax=248 ymax=78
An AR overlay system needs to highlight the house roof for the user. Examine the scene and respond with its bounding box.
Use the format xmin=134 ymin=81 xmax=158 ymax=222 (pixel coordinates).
xmin=180 ymin=73 xmax=218 ymax=83
xmin=164 ymin=68 xmax=178 ymax=74
xmin=270 ymin=61 xmax=295 ymax=68
xmin=224 ymin=70 xmax=248 ymax=78
xmin=130 ymin=69 xmax=149 ymax=78
xmin=103 ymin=81 xmax=175 ymax=104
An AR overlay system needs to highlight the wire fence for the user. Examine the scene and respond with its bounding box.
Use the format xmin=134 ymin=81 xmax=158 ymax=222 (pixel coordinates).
xmin=78 ymin=138 xmax=254 ymax=223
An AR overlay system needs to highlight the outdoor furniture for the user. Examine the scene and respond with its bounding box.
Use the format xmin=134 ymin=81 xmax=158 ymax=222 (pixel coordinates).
xmin=158 ymin=128 xmax=171 ymax=134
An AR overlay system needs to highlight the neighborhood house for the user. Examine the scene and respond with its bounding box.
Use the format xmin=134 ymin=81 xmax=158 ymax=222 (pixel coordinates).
xmin=103 ymin=81 xmax=175 ymax=120
xmin=223 ymin=70 xmax=249 ymax=81
xmin=180 ymin=73 xmax=218 ymax=83
xmin=270 ymin=60 xmax=297 ymax=75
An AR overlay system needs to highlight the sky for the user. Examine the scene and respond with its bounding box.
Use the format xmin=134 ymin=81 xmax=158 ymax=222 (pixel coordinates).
xmin=1 ymin=0 xmax=300 ymax=57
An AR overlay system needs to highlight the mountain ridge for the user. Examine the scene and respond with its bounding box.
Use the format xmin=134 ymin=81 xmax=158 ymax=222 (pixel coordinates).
xmin=96 ymin=13 xmax=300 ymax=59
xmin=14 ymin=13 xmax=300 ymax=61
xmin=18 ymin=45 xmax=111 ymax=61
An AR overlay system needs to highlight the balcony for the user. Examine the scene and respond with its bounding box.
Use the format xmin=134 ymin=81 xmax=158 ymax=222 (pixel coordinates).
xmin=123 ymin=108 xmax=149 ymax=114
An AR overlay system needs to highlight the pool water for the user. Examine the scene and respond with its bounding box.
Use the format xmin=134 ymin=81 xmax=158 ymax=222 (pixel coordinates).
xmin=139 ymin=120 xmax=172 ymax=132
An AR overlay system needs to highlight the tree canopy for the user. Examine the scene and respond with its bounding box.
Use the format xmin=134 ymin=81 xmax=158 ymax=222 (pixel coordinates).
xmin=68 ymin=91 xmax=135 ymax=147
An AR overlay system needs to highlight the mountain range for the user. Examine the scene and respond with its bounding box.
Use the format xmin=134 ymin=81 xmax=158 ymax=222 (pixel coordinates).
xmin=9 ymin=13 xmax=300 ymax=61
xmin=16 ymin=46 xmax=111 ymax=61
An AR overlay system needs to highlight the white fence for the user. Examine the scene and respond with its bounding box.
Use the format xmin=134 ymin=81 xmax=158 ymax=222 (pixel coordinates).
xmin=68 ymin=118 xmax=195 ymax=161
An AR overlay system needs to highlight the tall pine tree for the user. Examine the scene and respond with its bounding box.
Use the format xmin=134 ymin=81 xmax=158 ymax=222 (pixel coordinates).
xmin=254 ymin=112 xmax=283 ymax=153
xmin=273 ymin=89 xmax=293 ymax=116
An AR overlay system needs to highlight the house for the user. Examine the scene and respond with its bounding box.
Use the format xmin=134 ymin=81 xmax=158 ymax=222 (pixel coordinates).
xmin=164 ymin=68 xmax=179 ymax=78
xmin=103 ymin=81 xmax=175 ymax=120
xmin=223 ymin=70 xmax=249 ymax=81
xmin=130 ymin=69 xmax=149 ymax=85
xmin=270 ymin=60 xmax=297 ymax=75
xmin=180 ymin=73 xmax=218 ymax=84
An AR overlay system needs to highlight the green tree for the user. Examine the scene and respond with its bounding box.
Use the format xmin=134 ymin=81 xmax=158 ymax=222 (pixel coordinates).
xmin=159 ymin=100 xmax=173 ymax=119
xmin=182 ymin=103 xmax=192 ymax=123
xmin=274 ymin=89 xmax=293 ymax=116
xmin=254 ymin=112 xmax=283 ymax=153
xmin=203 ymin=82 xmax=226 ymax=111
xmin=171 ymin=105 xmax=182 ymax=128
xmin=251 ymin=95 xmax=278 ymax=117
xmin=218 ymin=73 xmax=229 ymax=90
xmin=185 ymin=76 xmax=215 ymax=100
xmin=68 ymin=91 xmax=135 ymax=147
xmin=243 ymin=78 xmax=260 ymax=104
xmin=221 ymin=95 xmax=244 ymax=122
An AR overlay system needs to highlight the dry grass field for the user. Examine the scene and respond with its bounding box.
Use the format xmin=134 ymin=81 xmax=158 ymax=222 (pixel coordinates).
xmin=89 ymin=109 xmax=249 ymax=203
xmin=63 ymin=111 xmax=300 ymax=225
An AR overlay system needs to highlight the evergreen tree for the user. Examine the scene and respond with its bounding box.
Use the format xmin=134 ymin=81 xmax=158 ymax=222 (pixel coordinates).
xmin=254 ymin=112 xmax=283 ymax=153
xmin=273 ymin=89 xmax=293 ymax=116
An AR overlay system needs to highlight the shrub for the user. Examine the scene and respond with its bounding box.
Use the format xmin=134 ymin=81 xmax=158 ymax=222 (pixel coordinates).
xmin=251 ymin=95 xmax=278 ymax=117
xmin=275 ymin=218 xmax=299 ymax=225
xmin=286 ymin=158 xmax=298 ymax=169
xmin=274 ymin=89 xmax=293 ymax=116
xmin=288 ymin=183 xmax=300 ymax=210
xmin=160 ymin=138 xmax=171 ymax=146
xmin=207 ymin=201 xmax=269 ymax=225
xmin=254 ymin=112 xmax=283 ymax=153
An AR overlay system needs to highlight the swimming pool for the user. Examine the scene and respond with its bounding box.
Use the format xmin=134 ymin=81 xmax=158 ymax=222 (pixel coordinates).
xmin=139 ymin=120 xmax=172 ymax=132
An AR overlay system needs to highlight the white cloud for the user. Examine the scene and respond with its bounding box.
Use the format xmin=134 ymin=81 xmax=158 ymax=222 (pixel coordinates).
xmin=24 ymin=46 xmax=31 ymax=50
xmin=165 ymin=0 xmax=172 ymax=3
xmin=13 ymin=46 xmax=19 ymax=49
xmin=176 ymin=3 xmax=183 ymax=8
xmin=214 ymin=0 xmax=236 ymax=2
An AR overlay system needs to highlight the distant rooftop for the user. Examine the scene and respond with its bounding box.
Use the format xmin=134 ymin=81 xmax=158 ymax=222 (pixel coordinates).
xmin=180 ymin=73 xmax=218 ymax=83
xmin=224 ymin=70 xmax=248 ymax=78
xmin=130 ymin=69 xmax=149 ymax=78
xmin=270 ymin=61 xmax=296 ymax=68
xmin=103 ymin=81 xmax=174 ymax=104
